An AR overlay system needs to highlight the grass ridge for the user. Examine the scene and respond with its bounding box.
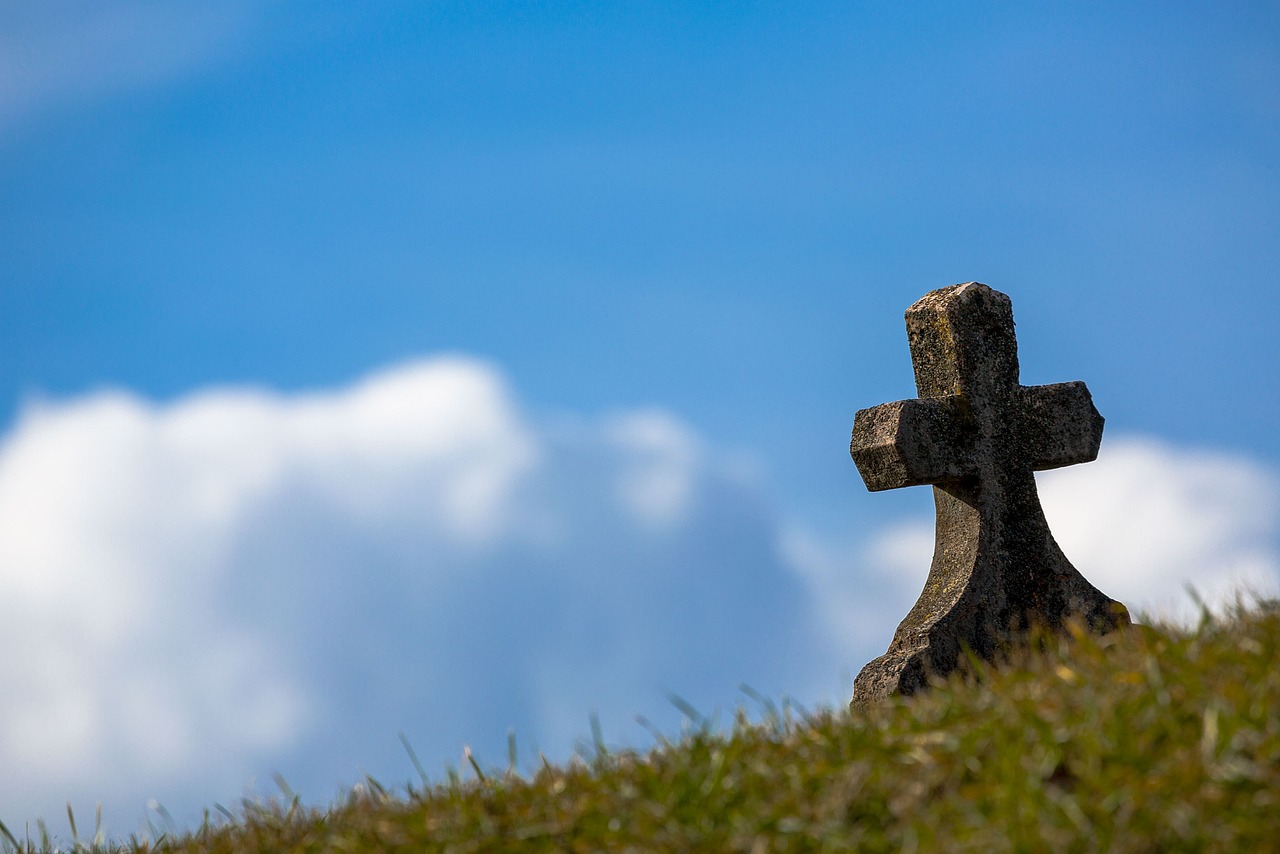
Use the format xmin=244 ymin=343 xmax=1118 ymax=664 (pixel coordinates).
xmin=8 ymin=600 xmax=1280 ymax=852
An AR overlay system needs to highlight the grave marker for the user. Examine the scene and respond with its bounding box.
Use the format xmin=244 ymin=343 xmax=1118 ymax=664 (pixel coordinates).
xmin=850 ymin=282 xmax=1129 ymax=705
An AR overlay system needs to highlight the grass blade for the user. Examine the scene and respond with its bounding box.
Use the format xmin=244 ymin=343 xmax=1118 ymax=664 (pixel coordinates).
xmin=400 ymin=732 xmax=431 ymax=789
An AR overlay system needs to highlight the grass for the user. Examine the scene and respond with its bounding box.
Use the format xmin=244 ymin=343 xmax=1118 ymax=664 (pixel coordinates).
xmin=5 ymin=598 xmax=1279 ymax=852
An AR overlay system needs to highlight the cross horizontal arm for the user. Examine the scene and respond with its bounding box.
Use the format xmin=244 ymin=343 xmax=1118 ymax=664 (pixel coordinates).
xmin=1018 ymin=381 xmax=1105 ymax=471
xmin=850 ymin=395 xmax=975 ymax=491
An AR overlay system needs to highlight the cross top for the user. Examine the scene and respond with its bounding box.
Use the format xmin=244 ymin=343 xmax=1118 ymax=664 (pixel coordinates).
xmin=849 ymin=283 xmax=1129 ymax=706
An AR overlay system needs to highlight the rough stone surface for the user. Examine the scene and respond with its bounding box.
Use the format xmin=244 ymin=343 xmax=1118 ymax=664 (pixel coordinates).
xmin=849 ymin=282 xmax=1130 ymax=706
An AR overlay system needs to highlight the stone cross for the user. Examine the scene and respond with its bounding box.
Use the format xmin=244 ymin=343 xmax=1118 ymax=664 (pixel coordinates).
xmin=849 ymin=282 xmax=1129 ymax=706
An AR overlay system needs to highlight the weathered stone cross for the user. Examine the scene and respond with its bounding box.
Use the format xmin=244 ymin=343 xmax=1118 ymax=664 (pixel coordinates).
xmin=849 ymin=282 xmax=1129 ymax=706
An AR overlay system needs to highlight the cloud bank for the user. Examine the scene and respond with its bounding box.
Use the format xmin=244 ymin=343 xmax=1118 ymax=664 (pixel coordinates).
xmin=0 ymin=358 xmax=822 ymax=834
xmin=1040 ymin=437 xmax=1279 ymax=620
xmin=0 ymin=357 xmax=1275 ymax=836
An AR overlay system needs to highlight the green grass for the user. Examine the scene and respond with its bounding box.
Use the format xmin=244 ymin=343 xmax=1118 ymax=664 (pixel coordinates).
xmin=7 ymin=599 xmax=1280 ymax=852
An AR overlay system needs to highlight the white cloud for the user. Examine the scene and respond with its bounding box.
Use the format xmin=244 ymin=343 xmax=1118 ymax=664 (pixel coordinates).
xmin=0 ymin=357 xmax=821 ymax=837
xmin=0 ymin=357 xmax=538 ymax=828
xmin=0 ymin=1 xmax=258 ymax=133
xmin=2 ymin=361 xmax=1274 ymax=841
xmin=1039 ymin=436 xmax=1279 ymax=622
xmin=604 ymin=410 xmax=702 ymax=529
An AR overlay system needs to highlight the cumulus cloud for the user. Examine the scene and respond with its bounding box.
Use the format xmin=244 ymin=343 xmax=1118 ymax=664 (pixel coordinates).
xmin=0 ymin=357 xmax=822 ymax=836
xmin=1040 ymin=436 xmax=1279 ymax=621
xmin=2 ymin=360 xmax=1275 ymax=839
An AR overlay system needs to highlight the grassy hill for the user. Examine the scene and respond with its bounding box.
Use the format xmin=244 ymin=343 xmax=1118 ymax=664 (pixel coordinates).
xmin=6 ymin=599 xmax=1279 ymax=852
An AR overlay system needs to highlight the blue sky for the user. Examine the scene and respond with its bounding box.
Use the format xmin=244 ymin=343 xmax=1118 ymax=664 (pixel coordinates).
xmin=1 ymin=0 xmax=1278 ymax=839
